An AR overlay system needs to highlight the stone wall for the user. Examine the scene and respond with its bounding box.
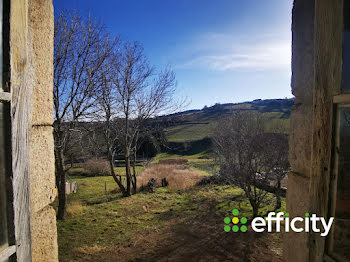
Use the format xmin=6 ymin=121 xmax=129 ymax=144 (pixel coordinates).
xmin=29 ymin=0 xmax=58 ymax=261
xmin=283 ymin=1 xmax=315 ymax=261
xmin=284 ymin=0 xmax=343 ymax=261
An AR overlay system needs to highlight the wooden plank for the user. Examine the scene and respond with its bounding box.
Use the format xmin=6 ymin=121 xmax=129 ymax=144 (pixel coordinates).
xmin=0 ymin=92 xmax=11 ymax=102
xmin=333 ymin=94 xmax=350 ymax=104
xmin=326 ymin=106 xmax=340 ymax=254
xmin=0 ymin=245 xmax=16 ymax=261
xmin=11 ymin=72 xmax=33 ymax=260
xmin=10 ymin=0 xmax=34 ymax=261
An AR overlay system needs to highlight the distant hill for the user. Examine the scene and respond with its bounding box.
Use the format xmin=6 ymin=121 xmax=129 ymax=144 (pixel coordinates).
xmin=159 ymin=98 xmax=294 ymax=144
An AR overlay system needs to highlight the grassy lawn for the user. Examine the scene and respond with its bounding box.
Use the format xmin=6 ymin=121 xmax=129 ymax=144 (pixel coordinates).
xmin=57 ymin=156 xmax=285 ymax=262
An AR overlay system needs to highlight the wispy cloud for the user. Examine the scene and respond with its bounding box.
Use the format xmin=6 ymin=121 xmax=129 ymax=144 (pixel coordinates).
xmin=176 ymin=33 xmax=291 ymax=72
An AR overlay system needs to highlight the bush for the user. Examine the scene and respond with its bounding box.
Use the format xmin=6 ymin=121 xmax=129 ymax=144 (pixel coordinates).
xmin=139 ymin=178 xmax=158 ymax=193
xmin=83 ymin=159 xmax=111 ymax=176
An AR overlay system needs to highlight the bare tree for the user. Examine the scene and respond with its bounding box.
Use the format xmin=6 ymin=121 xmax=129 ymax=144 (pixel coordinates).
xmin=54 ymin=11 xmax=116 ymax=219
xmin=261 ymin=132 xmax=289 ymax=210
xmin=93 ymin=49 xmax=130 ymax=196
xmin=213 ymin=111 xmax=289 ymax=217
xmin=106 ymin=41 xmax=178 ymax=196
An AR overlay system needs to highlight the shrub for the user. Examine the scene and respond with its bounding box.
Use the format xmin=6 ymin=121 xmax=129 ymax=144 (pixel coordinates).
xmin=196 ymin=175 xmax=229 ymax=186
xmin=139 ymin=178 xmax=158 ymax=193
xmin=83 ymin=159 xmax=111 ymax=176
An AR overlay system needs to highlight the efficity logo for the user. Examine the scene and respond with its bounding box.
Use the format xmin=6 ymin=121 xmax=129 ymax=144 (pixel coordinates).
xmin=224 ymin=209 xmax=334 ymax=237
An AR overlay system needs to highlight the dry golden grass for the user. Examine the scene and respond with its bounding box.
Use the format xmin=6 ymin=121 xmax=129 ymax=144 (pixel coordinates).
xmin=66 ymin=200 xmax=85 ymax=217
xmin=137 ymin=163 xmax=206 ymax=190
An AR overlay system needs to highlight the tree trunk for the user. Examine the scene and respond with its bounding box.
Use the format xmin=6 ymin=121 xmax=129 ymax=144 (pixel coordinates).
xmin=275 ymin=179 xmax=282 ymax=211
xmin=70 ymin=155 xmax=74 ymax=168
xmin=56 ymin=147 xmax=66 ymax=220
xmin=54 ymin=150 xmax=60 ymax=190
xmin=252 ymin=205 xmax=259 ymax=218
xmin=124 ymin=106 xmax=131 ymax=196
xmin=108 ymin=151 xmax=127 ymax=196
xmin=125 ymin=153 xmax=132 ymax=196
xmin=131 ymin=150 xmax=137 ymax=194
xmin=249 ymin=198 xmax=259 ymax=217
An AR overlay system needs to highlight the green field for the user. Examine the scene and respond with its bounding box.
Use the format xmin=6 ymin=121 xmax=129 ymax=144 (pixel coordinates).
xmin=164 ymin=99 xmax=292 ymax=143
xmin=57 ymin=154 xmax=285 ymax=262
xmin=166 ymin=122 xmax=216 ymax=142
xmin=165 ymin=111 xmax=290 ymax=143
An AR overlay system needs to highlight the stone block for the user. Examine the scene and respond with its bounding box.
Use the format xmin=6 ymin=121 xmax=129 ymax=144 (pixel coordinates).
xmin=284 ymin=172 xmax=310 ymax=262
xmin=31 ymin=206 xmax=58 ymax=262
xmin=29 ymin=126 xmax=56 ymax=213
xmin=30 ymin=0 xmax=54 ymax=126
xmin=291 ymin=0 xmax=315 ymax=102
xmin=289 ymin=103 xmax=313 ymax=176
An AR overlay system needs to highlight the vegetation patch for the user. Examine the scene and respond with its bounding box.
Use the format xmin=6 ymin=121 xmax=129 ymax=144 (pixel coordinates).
xmin=57 ymin=156 xmax=285 ymax=262
xmin=137 ymin=163 xmax=206 ymax=190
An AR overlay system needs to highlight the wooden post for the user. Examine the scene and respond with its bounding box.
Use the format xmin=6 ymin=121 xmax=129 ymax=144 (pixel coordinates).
xmin=105 ymin=181 xmax=107 ymax=194
xmin=10 ymin=0 xmax=34 ymax=257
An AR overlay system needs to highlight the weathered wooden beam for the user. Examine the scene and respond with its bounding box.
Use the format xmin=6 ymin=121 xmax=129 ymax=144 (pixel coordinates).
xmin=0 ymin=245 xmax=16 ymax=261
xmin=333 ymin=94 xmax=350 ymax=104
xmin=10 ymin=0 xmax=34 ymax=261
xmin=0 ymin=91 xmax=11 ymax=102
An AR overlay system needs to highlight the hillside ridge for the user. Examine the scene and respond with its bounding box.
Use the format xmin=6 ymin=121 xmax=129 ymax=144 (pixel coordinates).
xmin=160 ymin=98 xmax=294 ymax=145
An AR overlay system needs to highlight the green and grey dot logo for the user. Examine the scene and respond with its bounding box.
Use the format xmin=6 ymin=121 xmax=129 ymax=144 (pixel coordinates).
xmin=224 ymin=209 xmax=247 ymax=233
xmin=223 ymin=209 xmax=334 ymax=236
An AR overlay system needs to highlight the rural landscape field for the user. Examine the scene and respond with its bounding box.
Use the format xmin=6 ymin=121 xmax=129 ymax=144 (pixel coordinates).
xmin=56 ymin=99 xmax=291 ymax=262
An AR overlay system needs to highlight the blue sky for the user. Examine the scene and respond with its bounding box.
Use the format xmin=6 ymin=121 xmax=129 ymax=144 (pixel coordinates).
xmin=54 ymin=0 xmax=294 ymax=110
